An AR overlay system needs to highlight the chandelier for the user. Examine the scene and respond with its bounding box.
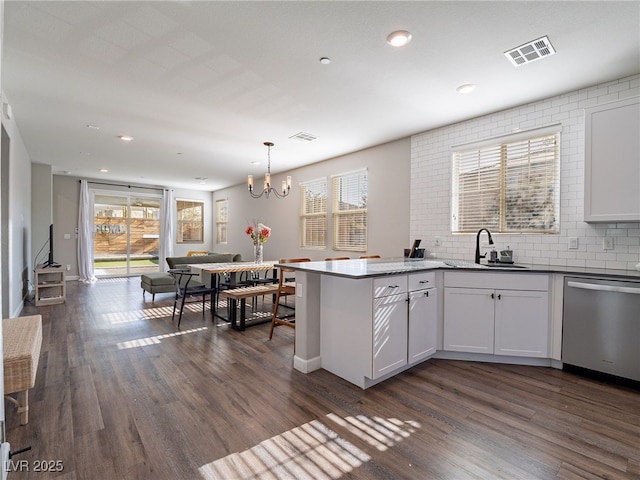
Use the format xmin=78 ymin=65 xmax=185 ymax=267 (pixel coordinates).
xmin=247 ymin=142 xmax=291 ymax=199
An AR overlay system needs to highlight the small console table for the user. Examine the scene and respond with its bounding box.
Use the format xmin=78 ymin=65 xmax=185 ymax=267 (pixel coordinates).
xmin=34 ymin=264 xmax=66 ymax=306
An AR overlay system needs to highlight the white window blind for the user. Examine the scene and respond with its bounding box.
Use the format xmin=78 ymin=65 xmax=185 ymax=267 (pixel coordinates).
xmin=452 ymin=132 xmax=560 ymax=233
xmin=332 ymin=169 xmax=367 ymax=251
xmin=299 ymin=178 xmax=327 ymax=249
xmin=215 ymin=199 xmax=228 ymax=244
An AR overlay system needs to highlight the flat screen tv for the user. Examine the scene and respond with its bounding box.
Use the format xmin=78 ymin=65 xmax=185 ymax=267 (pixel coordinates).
xmin=42 ymin=223 xmax=59 ymax=268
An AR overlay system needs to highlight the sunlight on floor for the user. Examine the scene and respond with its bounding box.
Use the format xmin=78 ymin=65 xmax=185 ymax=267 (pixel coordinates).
xmin=117 ymin=327 xmax=208 ymax=349
xmin=198 ymin=414 xmax=420 ymax=479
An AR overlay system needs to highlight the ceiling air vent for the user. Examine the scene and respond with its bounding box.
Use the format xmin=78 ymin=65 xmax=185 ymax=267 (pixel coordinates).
xmin=504 ymin=36 xmax=556 ymax=67
xmin=289 ymin=132 xmax=318 ymax=142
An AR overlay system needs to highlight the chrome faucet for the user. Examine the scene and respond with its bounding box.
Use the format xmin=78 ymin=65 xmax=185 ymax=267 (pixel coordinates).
xmin=475 ymin=228 xmax=494 ymax=264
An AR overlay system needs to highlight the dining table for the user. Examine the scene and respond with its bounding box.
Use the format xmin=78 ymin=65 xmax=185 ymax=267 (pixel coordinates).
xmin=188 ymin=261 xmax=279 ymax=330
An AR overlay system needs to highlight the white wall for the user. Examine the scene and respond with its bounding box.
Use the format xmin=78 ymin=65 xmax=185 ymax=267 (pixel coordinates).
xmin=212 ymin=138 xmax=411 ymax=262
xmin=1 ymin=89 xmax=33 ymax=317
xmin=411 ymin=75 xmax=640 ymax=271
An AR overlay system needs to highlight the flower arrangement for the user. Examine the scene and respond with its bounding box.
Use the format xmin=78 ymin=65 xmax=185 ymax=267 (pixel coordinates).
xmin=245 ymin=222 xmax=271 ymax=246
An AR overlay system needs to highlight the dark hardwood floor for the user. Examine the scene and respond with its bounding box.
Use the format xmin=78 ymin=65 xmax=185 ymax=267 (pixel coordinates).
xmin=6 ymin=277 xmax=639 ymax=479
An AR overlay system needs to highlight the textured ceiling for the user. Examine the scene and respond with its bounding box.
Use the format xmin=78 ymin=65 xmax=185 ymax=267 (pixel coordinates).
xmin=3 ymin=1 xmax=640 ymax=191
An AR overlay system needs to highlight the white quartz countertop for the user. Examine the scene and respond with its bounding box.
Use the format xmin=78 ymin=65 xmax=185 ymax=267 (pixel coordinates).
xmin=281 ymin=257 xmax=640 ymax=280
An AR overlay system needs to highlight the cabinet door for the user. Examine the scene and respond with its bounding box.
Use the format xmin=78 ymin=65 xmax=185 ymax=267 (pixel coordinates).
xmin=372 ymin=293 xmax=408 ymax=378
xmin=444 ymin=287 xmax=494 ymax=353
xmin=584 ymin=97 xmax=640 ymax=222
xmin=494 ymin=289 xmax=549 ymax=357
xmin=408 ymin=288 xmax=437 ymax=363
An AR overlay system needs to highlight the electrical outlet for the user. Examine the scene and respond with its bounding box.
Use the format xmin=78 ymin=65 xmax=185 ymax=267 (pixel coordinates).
xmin=603 ymin=237 xmax=614 ymax=250
xmin=568 ymin=237 xmax=578 ymax=249
xmin=434 ymin=237 xmax=441 ymax=247
xmin=66 ymin=264 xmax=71 ymax=271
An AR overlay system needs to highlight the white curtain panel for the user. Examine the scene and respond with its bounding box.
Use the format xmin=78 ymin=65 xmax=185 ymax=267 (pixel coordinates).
xmin=77 ymin=180 xmax=97 ymax=283
xmin=159 ymin=188 xmax=174 ymax=271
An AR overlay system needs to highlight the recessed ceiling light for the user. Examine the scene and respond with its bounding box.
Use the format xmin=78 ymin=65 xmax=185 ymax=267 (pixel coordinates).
xmin=118 ymin=135 xmax=134 ymax=142
xmin=319 ymin=57 xmax=331 ymax=65
xmin=100 ymin=168 xmax=109 ymax=173
xmin=456 ymin=84 xmax=477 ymax=94
xmin=86 ymin=124 xmax=100 ymax=130
xmin=251 ymin=161 xmax=261 ymax=165
xmin=386 ymin=30 xmax=412 ymax=47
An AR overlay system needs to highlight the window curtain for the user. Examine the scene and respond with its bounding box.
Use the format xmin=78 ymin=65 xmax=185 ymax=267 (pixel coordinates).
xmin=159 ymin=188 xmax=174 ymax=271
xmin=77 ymin=180 xmax=96 ymax=283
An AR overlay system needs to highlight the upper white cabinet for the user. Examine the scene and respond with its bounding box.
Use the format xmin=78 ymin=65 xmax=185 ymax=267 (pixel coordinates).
xmin=584 ymin=96 xmax=640 ymax=222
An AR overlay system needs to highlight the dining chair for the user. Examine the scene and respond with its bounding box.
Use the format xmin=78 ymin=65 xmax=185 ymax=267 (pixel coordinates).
xmin=359 ymin=255 xmax=381 ymax=259
xmin=269 ymin=258 xmax=311 ymax=340
xmin=324 ymin=257 xmax=350 ymax=261
xmin=169 ymin=269 xmax=213 ymax=327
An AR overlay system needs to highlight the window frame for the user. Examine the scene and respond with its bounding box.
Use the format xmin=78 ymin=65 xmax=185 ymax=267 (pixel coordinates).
xmin=176 ymin=199 xmax=204 ymax=244
xmin=299 ymin=177 xmax=328 ymax=250
xmin=332 ymin=168 xmax=368 ymax=252
xmin=215 ymin=199 xmax=228 ymax=245
xmin=451 ymin=129 xmax=560 ymax=234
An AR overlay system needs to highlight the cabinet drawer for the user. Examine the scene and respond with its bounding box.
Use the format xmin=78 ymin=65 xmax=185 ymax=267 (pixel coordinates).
xmin=373 ymin=275 xmax=407 ymax=298
xmin=408 ymin=272 xmax=435 ymax=291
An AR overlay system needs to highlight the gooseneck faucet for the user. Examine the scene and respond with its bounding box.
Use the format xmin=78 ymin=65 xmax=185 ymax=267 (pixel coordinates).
xmin=475 ymin=228 xmax=494 ymax=264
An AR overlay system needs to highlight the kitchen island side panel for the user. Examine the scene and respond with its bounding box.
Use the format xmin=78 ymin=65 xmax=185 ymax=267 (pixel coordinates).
xmin=321 ymin=275 xmax=374 ymax=388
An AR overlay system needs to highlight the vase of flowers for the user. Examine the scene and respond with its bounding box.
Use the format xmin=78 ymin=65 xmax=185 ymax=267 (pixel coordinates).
xmin=246 ymin=222 xmax=271 ymax=264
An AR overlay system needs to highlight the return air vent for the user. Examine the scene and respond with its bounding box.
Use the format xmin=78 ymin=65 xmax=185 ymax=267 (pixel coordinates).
xmin=289 ymin=132 xmax=318 ymax=142
xmin=504 ymin=36 xmax=556 ymax=67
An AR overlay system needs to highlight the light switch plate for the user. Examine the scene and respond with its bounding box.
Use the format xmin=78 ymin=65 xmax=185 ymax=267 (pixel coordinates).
xmin=603 ymin=237 xmax=614 ymax=250
xmin=296 ymin=283 xmax=303 ymax=297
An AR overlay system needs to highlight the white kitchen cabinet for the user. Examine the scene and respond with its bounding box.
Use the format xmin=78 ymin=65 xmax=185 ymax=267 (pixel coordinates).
xmin=494 ymin=289 xmax=549 ymax=357
xmin=584 ymin=96 xmax=640 ymax=222
xmin=373 ymin=292 xmax=408 ymax=378
xmin=320 ymin=271 xmax=439 ymax=388
xmin=443 ymin=272 xmax=549 ymax=357
xmin=408 ymin=287 xmax=438 ymax=362
xmin=443 ymin=287 xmax=494 ymax=353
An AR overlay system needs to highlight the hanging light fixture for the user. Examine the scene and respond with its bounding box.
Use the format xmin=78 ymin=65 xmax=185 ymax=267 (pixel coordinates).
xmin=248 ymin=142 xmax=292 ymax=199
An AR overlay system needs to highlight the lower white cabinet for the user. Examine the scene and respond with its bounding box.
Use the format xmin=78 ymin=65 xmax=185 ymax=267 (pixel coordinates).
xmin=373 ymin=292 xmax=408 ymax=378
xmin=321 ymin=271 xmax=438 ymax=388
xmin=408 ymin=287 xmax=437 ymax=362
xmin=443 ymin=272 xmax=549 ymax=357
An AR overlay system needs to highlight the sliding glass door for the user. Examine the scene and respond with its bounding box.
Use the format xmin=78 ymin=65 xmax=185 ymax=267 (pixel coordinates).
xmin=93 ymin=192 xmax=162 ymax=276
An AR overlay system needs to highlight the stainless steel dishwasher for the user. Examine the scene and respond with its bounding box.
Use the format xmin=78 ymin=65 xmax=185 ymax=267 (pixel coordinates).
xmin=562 ymin=276 xmax=640 ymax=381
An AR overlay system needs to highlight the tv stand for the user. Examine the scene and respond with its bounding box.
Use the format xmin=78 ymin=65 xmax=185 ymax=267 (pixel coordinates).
xmin=35 ymin=264 xmax=66 ymax=306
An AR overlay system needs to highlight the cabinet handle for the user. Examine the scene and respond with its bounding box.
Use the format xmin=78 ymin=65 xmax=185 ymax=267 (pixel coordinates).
xmin=388 ymin=285 xmax=399 ymax=289
xmin=491 ymin=293 xmax=495 ymax=299
xmin=424 ymin=291 xmax=429 ymax=297
xmin=497 ymin=293 xmax=501 ymax=300
xmin=419 ymin=280 xmax=429 ymax=284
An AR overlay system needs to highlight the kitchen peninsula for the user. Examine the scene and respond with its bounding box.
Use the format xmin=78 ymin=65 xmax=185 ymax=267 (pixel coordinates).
xmin=286 ymin=257 xmax=640 ymax=389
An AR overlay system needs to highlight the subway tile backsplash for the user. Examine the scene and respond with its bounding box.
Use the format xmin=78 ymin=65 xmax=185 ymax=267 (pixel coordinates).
xmin=410 ymin=75 xmax=640 ymax=271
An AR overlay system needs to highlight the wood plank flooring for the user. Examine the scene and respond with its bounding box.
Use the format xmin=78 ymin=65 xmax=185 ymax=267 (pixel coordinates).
xmin=5 ymin=277 xmax=639 ymax=479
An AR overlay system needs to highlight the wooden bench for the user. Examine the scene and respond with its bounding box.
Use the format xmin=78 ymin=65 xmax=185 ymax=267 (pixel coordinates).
xmin=220 ymin=283 xmax=292 ymax=330
xmin=3 ymin=315 xmax=43 ymax=425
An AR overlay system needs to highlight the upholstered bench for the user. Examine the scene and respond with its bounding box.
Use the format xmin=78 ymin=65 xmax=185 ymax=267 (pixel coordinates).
xmin=3 ymin=314 xmax=43 ymax=425
xmin=141 ymin=272 xmax=176 ymax=301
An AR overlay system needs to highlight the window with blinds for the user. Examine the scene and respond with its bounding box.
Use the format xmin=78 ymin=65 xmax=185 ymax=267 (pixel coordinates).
xmin=176 ymin=199 xmax=204 ymax=243
xmin=215 ymin=199 xmax=228 ymax=244
xmin=332 ymin=169 xmax=367 ymax=251
xmin=452 ymin=132 xmax=560 ymax=233
xmin=300 ymin=178 xmax=327 ymax=248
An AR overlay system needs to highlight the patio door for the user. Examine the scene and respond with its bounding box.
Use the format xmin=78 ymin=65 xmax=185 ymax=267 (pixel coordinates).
xmin=93 ymin=192 xmax=162 ymax=276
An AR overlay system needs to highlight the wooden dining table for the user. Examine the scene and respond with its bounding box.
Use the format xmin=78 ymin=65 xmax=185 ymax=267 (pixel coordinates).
xmin=188 ymin=261 xmax=279 ymax=330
